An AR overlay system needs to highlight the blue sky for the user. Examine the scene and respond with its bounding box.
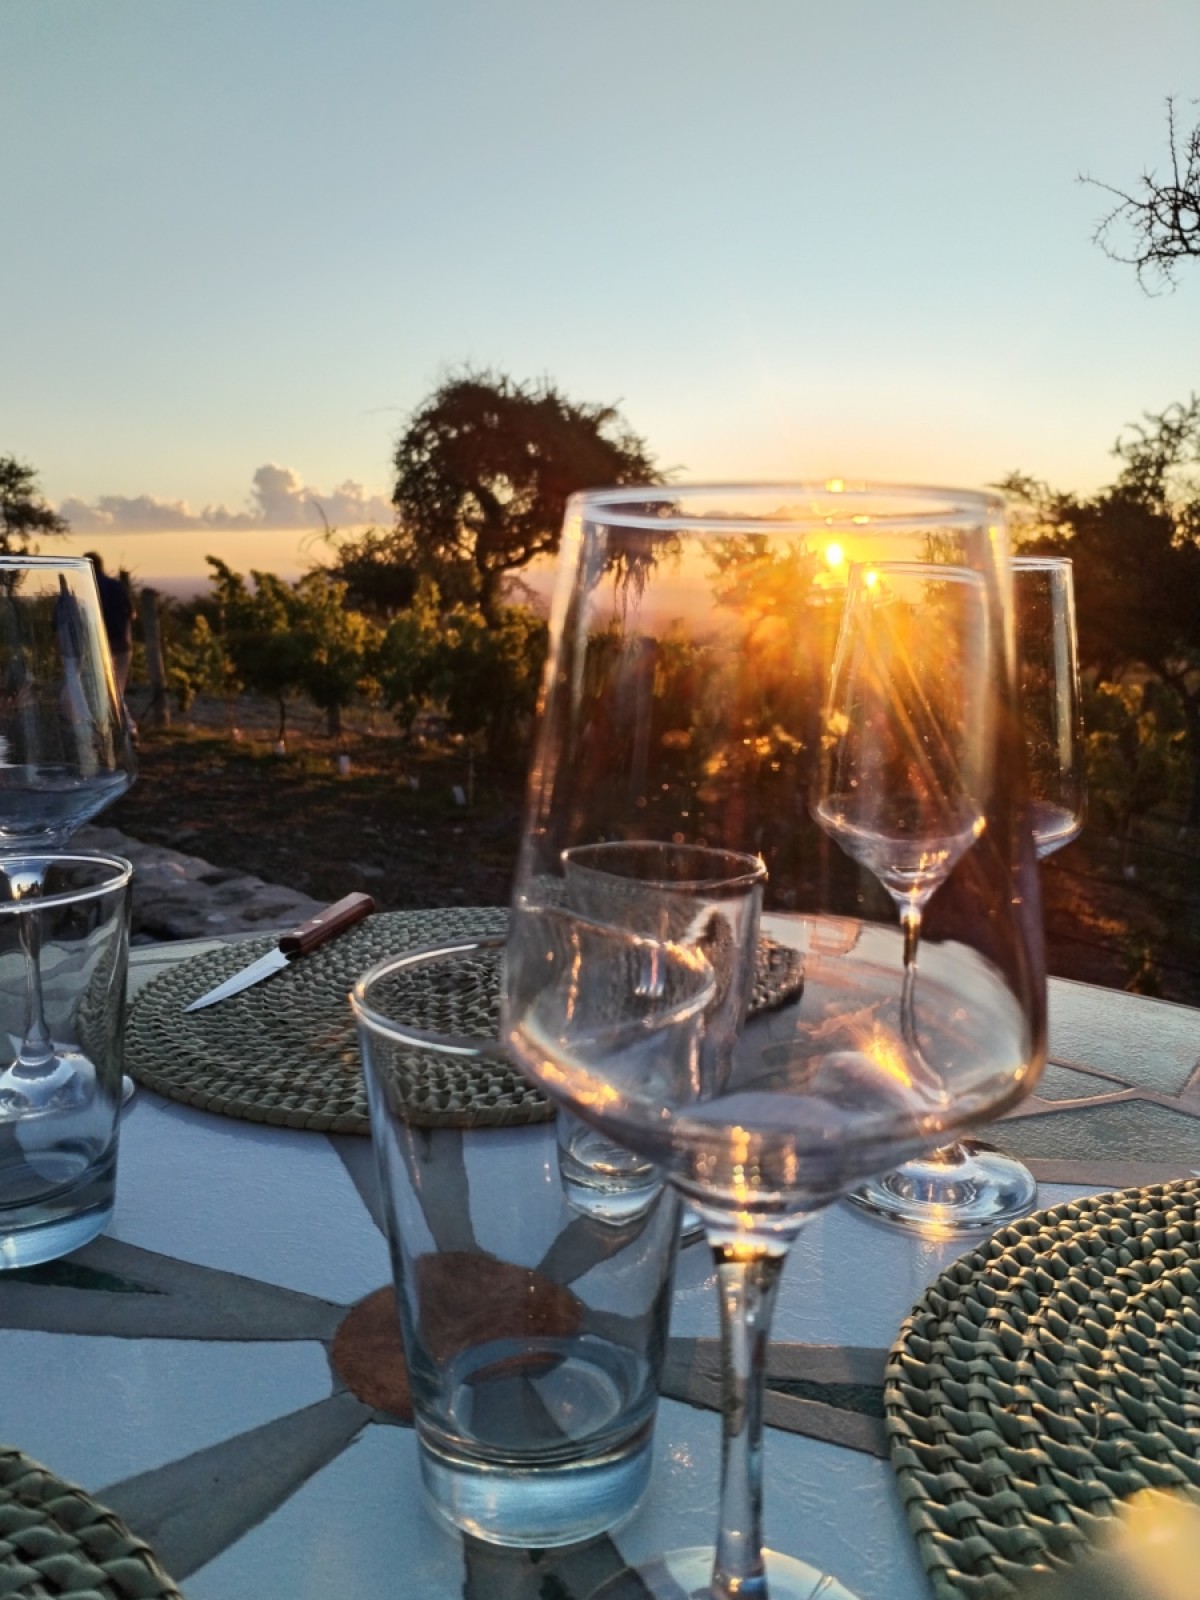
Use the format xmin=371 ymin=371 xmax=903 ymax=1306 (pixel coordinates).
xmin=3 ymin=2 xmax=1198 ymax=587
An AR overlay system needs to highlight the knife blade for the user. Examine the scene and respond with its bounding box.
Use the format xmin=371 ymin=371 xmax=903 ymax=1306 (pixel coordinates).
xmin=183 ymin=892 xmax=376 ymax=1012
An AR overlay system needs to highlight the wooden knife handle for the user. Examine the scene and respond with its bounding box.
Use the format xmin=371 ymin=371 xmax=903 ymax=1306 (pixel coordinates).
xmin=280 ymin=892 xmax=376 ymax=957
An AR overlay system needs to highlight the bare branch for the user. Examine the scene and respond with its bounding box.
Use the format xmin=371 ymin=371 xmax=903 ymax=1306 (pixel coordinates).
xmin=1081 ymin=97 xmax=1200 ymax=291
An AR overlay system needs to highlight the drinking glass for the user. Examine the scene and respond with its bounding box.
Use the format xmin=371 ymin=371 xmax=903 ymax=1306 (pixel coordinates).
xmin=0 ymin=557 xmax=137 ymax=1112
xmin=557 ymin=841 xmax=765 ymax=1232
xmin=503 ymin=484 xmax=1046 ymax=1600
xmin=352 ymin=933 xmax=707 ymax=1546
xmin=0 ymin=852 xmax=132 ymax=1267
xmin=1015 ymin=556 xmax=1085 ymax=854
xmin=849 ymin=554 xmax=1082 ymax=1232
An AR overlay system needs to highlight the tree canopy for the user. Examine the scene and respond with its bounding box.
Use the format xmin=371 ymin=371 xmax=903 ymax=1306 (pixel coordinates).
xmin=1084 ymin=97 xmax=1200 ymax=291
xmin=320 ymin=524 xmax=419 ymax=619
xmin=205 ymin=559 xmax=380 ymax=741
xmin=0 ymin=457 xmax=67 ymax=553
xmin=385 ymin=371 xmax=660 ymax=624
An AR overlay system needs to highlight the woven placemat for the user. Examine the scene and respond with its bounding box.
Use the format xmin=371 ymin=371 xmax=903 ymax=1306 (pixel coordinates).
xmin=0 ymin=1444 xmax=184 ymax=1598
xmin=886 ymin=1178 xmax=1200 ymax=1600
xmin=127 ymin=907 xmax=508 ymax=1133
xmin=126 ymin=908 xmax=804 ymax=1134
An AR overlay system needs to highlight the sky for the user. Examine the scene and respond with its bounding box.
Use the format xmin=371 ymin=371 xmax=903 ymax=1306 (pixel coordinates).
xmin=3 ymin=1 xmax=1198 ymax=595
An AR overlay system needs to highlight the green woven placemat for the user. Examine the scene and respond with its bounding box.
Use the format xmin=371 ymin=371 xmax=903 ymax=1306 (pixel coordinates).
xmin=886 ymin=1178 xmax=1200 ymax=1600
xmin=127 ymin=907 xmax=510 ymax=1133
xmin=126 ymin=908 xmax=804 ymax=1134
xmin=0 ymin=1445 xmax=184 ymax=1598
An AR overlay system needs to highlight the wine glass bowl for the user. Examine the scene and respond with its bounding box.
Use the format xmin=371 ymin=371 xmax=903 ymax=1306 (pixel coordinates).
xmin=0 ymin=557 xmax=136 ymax=1113
xmin=814 ymin=563 xmax=993 ymax=898
xmin=503 ymin=483 xmax=1046 ymax=1598
xmin=814 ymin=561 xmax=993 ymax=1053
xmin=512 ymin=902 xmax=1032 ymax=1225
xmin=0 ymin=559 xmax=135 ymax=848
xmin=1015 ymin=555 xmax=1085 ymax=859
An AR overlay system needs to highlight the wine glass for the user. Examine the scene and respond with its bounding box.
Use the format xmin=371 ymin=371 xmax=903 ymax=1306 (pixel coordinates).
xmin=0 ymin=556 xmax=137 ymax=1113
xmin=1016 ymin=556 xmax=1085 ymax=853
xmin=502 ymin=484 xmax=1046 ymax=1600
xmin=847 ymin=553 xmax=1083 ymax=1231
xmin=813 ymin=562 xmax=993 ymax=1057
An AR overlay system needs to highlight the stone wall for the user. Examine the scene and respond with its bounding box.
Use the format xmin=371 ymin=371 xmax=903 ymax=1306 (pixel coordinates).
xmin=77 ymin=825 xmax=325 ymax=943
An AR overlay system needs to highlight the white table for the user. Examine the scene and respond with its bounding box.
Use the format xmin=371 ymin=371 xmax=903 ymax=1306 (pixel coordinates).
xmin=2 ymin=938 xmax=1198 ymax=1600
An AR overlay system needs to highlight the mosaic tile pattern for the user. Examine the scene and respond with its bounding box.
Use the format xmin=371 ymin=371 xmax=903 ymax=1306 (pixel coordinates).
xmin=1 ymin=942 xmax=1195 ymax=1600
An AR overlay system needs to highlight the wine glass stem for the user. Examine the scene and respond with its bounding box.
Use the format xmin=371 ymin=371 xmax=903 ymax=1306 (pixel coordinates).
xmin=711 ymin=1244 xmax=786 ymax=1600
xmin=899 ymin=903 xmax=922 ymax=1053
xmin=8 ymin=865 xmax=53 ymax=1068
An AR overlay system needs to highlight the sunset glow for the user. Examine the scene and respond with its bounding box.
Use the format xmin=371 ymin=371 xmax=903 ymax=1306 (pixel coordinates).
xmin=5 ymin=4 xmax=1197 ymax=590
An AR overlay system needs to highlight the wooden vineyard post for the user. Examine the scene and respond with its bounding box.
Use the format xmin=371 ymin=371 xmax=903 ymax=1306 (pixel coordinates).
xmin=140 ymin=587 xmax=171 ymax=728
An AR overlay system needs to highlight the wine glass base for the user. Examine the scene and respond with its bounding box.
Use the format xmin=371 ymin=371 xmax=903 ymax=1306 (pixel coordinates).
xmin=0 ymin=1054 xmax=127 ymax=1120
xmin=589 ymin=1546 xmax=860 ymax=1600
xmin=0 ymin=1054 xmax=92 ymax=1116
xmin=845 ymin=1140 xmax=1037 ymax=1235
xmin=679 ymin=1205 xmax=706 ymax=1246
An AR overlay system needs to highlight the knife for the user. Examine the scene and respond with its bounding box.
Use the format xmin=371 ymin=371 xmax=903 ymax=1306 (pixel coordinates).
xmin=183 ymin=892 xmax=377 ymax=1012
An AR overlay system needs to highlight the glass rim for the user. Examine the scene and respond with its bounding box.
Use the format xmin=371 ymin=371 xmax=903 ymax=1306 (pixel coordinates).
xmin=350 ymin=934 xmax=507 ymax=1056
xmin=353 ymin=919 xmax=717 ymax=1054
xmin=0 ymin=851 xmax=133 ymax=913
xmin=0 ymin=554 xmax=97 ymax=571
xmin=1012 ymin=554 xmax=1073 ymax=571
xmin=567 ymin=480 xmax=1005 ymax=535
xmin=843 ymin=559 xmax=989 ymax=583
xmin=562 ymin=840 xmax=767 ymax=892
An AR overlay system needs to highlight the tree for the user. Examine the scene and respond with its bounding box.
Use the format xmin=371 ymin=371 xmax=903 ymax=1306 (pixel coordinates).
xmin=206 ymin=561 xmax=306 ymax=743
xmin=168 ymin=613 xmax=239 ymax=714
xmin=390 ymin=371 xmax=660 ymax=625
xmin=1084 ymin=97 xmax=1200 ymax=290
xmin=288 ymin=571 xmax=381 ymax=741
xmin=1004 ymin=396 xmax=1200 ymax=823
xmin=375 ymin=591 xmax=547 ymax=764
xmin=374 ymin=583 xmax=442 ymax=731
xmin=319 ymin=525 xmax=419 ymax=620
xmin=1083 ymin=678 xmax=1186 ymax=855
xmin=203 ymin=560 xmax=380 ymax=742
xmin=0 ymin=457 xmax=67 ymax=553
xmin=428 ymin=603 xmax=548 ymax=764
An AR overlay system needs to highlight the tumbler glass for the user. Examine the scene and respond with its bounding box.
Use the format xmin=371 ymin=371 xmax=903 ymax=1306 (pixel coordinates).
xmin=351 ymin=933 xmax=703 ymax=1547
xmin=0 ymin=851 xmax=132 ymax=1268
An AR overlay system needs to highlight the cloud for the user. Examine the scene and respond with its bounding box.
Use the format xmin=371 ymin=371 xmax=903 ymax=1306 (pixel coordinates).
xmin=58 ymin=465 xmax=393 ymax=535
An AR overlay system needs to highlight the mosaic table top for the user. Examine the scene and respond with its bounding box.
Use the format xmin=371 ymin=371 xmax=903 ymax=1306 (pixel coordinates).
xmin=1 ymin=924 xmax=1197 ymax=1600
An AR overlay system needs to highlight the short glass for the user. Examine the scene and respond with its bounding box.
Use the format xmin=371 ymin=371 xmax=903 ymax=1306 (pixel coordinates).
xmin=351 ymin=934 xmax=697 ymax=1547
xmin=557 ymin=842 xmax=765 ymax=1229
xmin=0 ymin=851 xmax=133 ymax=1268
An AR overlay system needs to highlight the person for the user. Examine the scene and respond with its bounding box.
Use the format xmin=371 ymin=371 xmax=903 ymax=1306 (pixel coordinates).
xmin=85 ymin=552 xmax=136 ymax=732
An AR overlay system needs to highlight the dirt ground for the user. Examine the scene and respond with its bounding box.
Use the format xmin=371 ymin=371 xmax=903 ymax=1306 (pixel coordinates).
xmin=110 ymin=691 xmax=1197 ymax=1006
xmin=110 ymin=694 xmax=525 ymax=912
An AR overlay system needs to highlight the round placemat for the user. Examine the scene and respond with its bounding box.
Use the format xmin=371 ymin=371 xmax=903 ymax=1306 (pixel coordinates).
xmin=749 ymin=934 xmax=805 ymax=1016
xmin=353 ymin=933 xmax=548 ymax=1130
xmin=0 ymin=1444 xmax=184 ymax=1598
xmin=886 ymin=1178 xmax=1200 ymax=1599
xmin=127 ymin=907 xmax=510 ymax=1133
xmin=126 ymin=908 xmax=804 ymax=1134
